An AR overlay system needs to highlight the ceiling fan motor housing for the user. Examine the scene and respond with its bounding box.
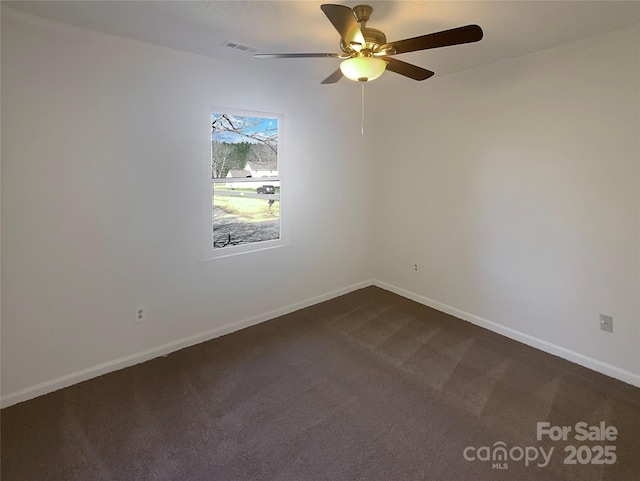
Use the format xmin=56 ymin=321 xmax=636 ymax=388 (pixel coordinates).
xmin=362 ymin=28 xmax=386 ymax=48
xmin=341 ymin=28 xmax=387 ymax=55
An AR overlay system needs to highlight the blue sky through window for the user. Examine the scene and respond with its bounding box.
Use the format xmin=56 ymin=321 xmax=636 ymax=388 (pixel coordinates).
xmin=211 ymin=113 xmax=278 ymax=144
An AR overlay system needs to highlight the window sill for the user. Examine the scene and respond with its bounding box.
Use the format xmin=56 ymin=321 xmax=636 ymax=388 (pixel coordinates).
xmin=200 ymin=241 xmax=290 ymax=265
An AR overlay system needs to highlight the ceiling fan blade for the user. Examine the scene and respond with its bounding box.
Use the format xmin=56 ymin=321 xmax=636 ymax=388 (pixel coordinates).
xmin=383 ymin=57 xmax=435 ymax=81
xmin=254 ymin=53 xmax=341 ymax=59
xmin=385 ymin=25 xmax=483 ymax=55
xmin=321 ymin=68 xmax=343 ymax=84
xmin=321 ymin=4 xmax=366 ymax=47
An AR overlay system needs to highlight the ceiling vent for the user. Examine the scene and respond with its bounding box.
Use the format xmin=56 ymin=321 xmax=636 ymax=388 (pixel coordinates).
xmin=221 ymin=41 xmax=257 ymax=54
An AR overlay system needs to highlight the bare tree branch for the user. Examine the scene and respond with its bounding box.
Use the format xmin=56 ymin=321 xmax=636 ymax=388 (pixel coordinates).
xmin=211 ymin=113 xmax=278 ymax=155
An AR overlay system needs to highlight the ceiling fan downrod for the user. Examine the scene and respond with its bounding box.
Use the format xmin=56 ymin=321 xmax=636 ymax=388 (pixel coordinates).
xmin=353 ymin=4 xmax=372 ymax=28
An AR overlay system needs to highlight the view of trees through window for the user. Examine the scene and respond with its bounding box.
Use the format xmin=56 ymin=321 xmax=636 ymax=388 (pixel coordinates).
xmin=211 ymin=112 xmax=280 ymax=250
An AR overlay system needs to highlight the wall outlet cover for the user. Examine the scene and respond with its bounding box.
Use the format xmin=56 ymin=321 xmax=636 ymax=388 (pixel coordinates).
xmin=135 ymin=305 xmax=146 ymax=324
xmin=599 ymin=314 xmax=613 ymax=333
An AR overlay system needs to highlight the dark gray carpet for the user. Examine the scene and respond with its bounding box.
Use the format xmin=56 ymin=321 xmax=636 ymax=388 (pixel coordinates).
xmin=2 ymin=286 xmax=639 ymax=480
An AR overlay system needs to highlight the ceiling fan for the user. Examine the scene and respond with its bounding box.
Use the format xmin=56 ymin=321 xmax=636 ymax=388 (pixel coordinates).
xmin=254 ymin=4 xmax=483 ymax=84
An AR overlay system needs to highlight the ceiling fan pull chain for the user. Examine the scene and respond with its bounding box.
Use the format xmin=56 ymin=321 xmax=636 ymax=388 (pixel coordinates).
xmin=361 ymin=80 xmax=365 ymax=135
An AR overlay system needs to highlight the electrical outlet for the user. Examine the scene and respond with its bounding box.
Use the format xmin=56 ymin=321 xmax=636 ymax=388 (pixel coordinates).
xmin=413 ymin=263 xmax=419 ymax=272
xmin=599 ymin=314 xmax=613 ymax=333
xmin=135 ymin=305 xmax=146 ymax=324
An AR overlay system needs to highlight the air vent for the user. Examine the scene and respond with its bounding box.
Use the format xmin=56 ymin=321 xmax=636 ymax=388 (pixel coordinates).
xmin=221 ymin=41 xmax=257 ymax=54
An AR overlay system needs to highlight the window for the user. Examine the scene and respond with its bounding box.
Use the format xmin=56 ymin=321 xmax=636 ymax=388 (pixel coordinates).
xmin=203 ymin=107 xmax=284 ymax=260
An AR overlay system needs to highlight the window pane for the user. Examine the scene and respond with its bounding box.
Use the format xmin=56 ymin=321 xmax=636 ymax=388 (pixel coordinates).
xmin=211 ymin=112 xmax=279 ymax=250
xmin=212 ymin=182 xmax=280 ymax=248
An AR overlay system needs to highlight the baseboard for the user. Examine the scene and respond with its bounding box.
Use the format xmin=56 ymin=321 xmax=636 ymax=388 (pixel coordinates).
xmin=1 ymin=279 xmax=374 ymax=408
xmin=373 ymin=280 xmax=640 ymax=388
xmin=6 ymin=278 xmax=636 ymax=408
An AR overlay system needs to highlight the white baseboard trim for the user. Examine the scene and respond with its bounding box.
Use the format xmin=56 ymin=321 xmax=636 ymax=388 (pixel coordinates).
xmin=5 ymin=278 xmax=636 ymax=407
xmin=1 ymin=279 xmax=374 ymax=408
xmin=373 ymin=280 xmax=640 ymax=388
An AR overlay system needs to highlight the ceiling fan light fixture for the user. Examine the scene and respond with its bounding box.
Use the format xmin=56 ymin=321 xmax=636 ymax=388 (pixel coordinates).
xmin=340 ymin=56 xmax=386 ymax=82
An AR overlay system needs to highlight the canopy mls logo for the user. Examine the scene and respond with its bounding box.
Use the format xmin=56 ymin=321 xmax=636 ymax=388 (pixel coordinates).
xmin=463 ymin=442 xmax=553 ymax=469
xmin=463 ymin=421 xmax=618 ymax=470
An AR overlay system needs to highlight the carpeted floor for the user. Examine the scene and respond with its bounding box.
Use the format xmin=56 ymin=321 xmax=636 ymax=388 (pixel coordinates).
xmin=2 ymin=286 xmax=639 ymax=480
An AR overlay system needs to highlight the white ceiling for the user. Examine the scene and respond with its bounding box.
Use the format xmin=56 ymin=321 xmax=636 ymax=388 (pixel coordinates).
xmin=5 ymin=0 xmax=640 ymax=87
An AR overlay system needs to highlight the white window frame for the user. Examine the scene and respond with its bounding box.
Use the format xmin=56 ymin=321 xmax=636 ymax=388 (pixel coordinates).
xmin=201 ymin=105 xmax=287 ymax=262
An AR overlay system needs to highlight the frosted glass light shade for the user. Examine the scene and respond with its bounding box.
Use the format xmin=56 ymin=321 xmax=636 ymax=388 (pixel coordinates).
xmin=340 ymin=57 xmax=386 ymax=82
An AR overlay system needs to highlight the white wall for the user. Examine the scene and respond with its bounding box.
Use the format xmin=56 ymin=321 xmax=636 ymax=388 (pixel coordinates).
xmin=0 ymin=8 xmax=372 ymax=403
xmin=370 ymin=26 xmax=640 ymax=381
xmin=2 ymin=7 xmax=638 ymax=406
